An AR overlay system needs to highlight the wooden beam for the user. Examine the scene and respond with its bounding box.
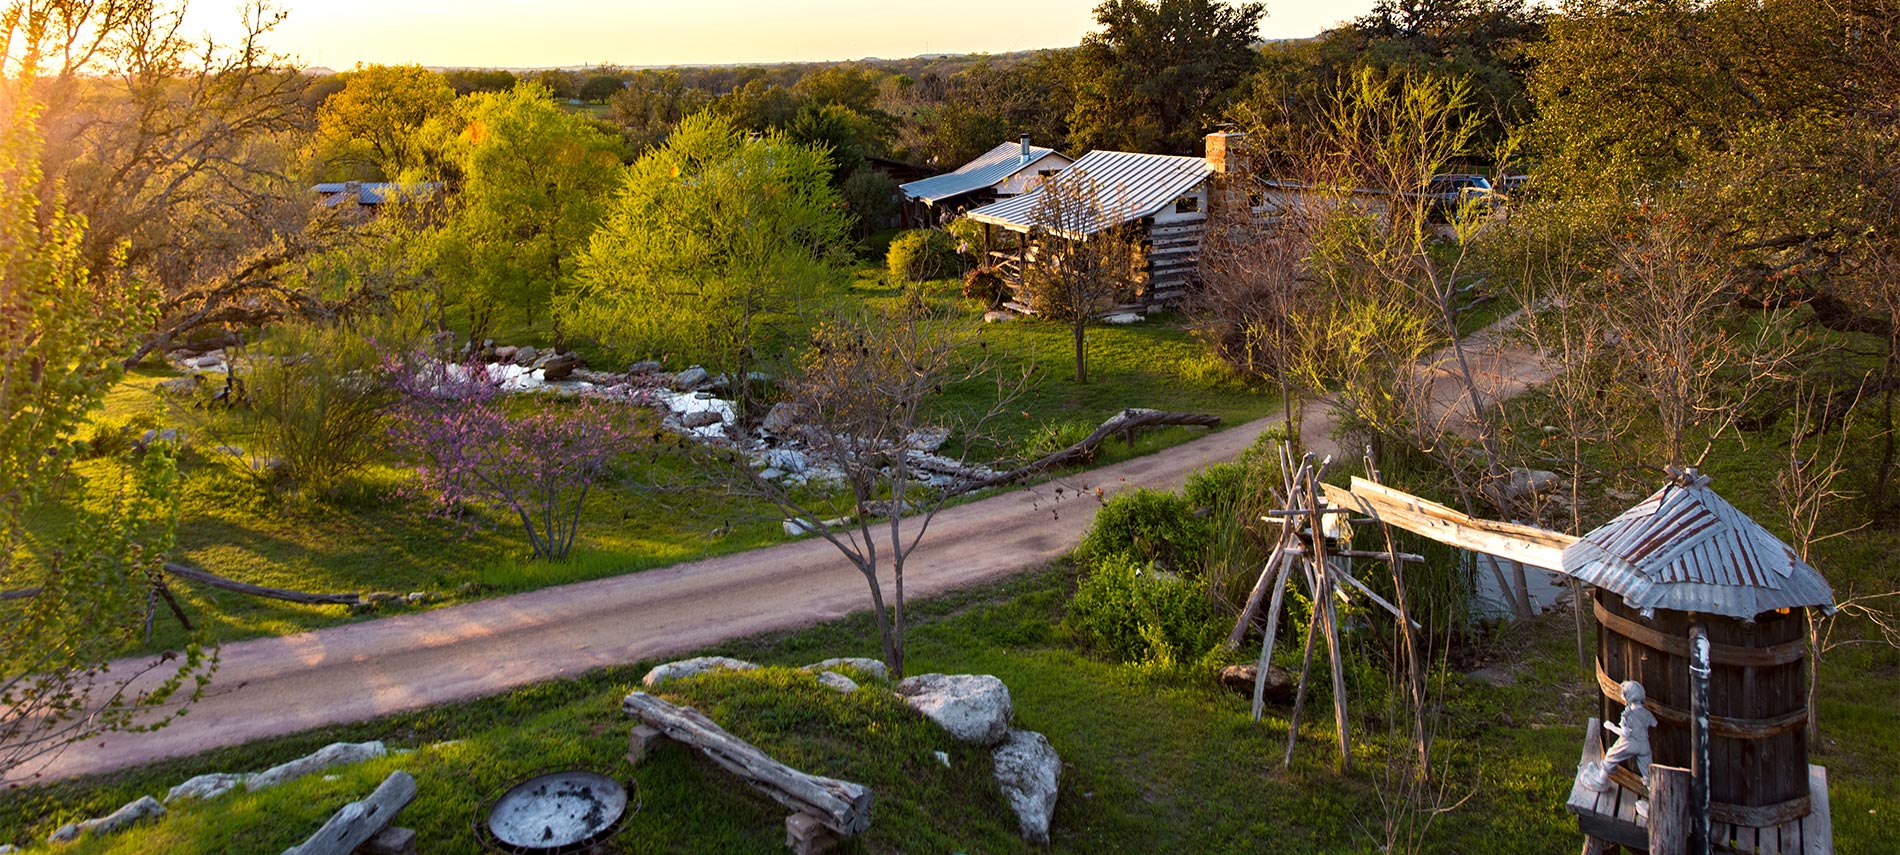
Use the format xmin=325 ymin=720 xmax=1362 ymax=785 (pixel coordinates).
xmin=282 ymin=771 xmax=416 ymax=855
xmin=1650 ymin=765 xmax=1693 ymax=855
xmin=1320 ymin=479 xmax=1577 ymax=572
xmin=623 ymin=692 xmax=872 ymax=836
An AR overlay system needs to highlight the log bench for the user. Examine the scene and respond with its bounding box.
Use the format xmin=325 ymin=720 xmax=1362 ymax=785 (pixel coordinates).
xmin=623 ymin=691 xmax=873 ymax=855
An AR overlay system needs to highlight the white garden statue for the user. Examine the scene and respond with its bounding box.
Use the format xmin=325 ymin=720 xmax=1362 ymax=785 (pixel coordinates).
xmin=1583 ymin=680 xmax=1658 ymax=791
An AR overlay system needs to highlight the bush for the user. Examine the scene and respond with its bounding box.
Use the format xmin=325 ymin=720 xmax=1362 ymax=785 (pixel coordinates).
xmin=961 ymin=267 xmax=1009 ymax=308
xmin=1068 ymin=553 xmax=1222 ymax=664
xmin=1077 ymin=487 xmax=1213 ymax=574
xmin=886 ymin=228 xmax=959 ymax=283
xmin=242 ymin=321 xmax=401 ymax=492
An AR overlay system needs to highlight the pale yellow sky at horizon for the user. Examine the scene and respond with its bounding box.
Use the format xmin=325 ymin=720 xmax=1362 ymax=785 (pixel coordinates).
xmin=186 ymin=0 xmax=1376 ymax=70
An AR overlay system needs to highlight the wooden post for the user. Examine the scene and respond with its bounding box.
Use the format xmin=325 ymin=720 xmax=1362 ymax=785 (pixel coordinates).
xmin=1648 ymin=765 xmax=1693 ymax=855
xmin=628 ymin=724 xmax=667 ymax=765
xmin=1688 ymin=622 xmax=1712 ymax=855
xmin=1304 ymin=463 xmax=1351 ymax=773
xmin=1282 ymin=556 xmax=1323 ymax=768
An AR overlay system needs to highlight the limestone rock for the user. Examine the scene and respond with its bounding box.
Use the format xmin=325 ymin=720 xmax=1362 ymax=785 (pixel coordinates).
xmin=673 ymin=366 xmax=710 ymax=390
xmin=541 ymin=353 xmax=582 ymax=380
xmin=982 ymin=310 xmax=1014 ymax=323
xmin=165 ymin=772 xmax=250 ymax=803
xmin=157 ymin=376 xmax=203 ymax=396
xmin=1217 ymin=663 xmax=1297 ymax=705
xmin=641 ymin=656 xmax=757 ymax=688
xmin=895 ymin=673 xmax=1013 ymax=746
xmin=906 ymin=427 xmax=950 ymax=452
xmin=803 ymin=657 xmax=887 ymax=682
xmin=47 ymin=795 xmax=165 ymax=844
xmin=494 ymin=345 xmax=519 ymax=362
xmin=992 ymin=729 xmax=1060 ymax=845
xmin=513 ymin=345 xmax=539 ymax=365
xmin=680 ymin=410 xmax=724 ymax=429
xmin=815 ymin=671 xmax=859 ymax=693
xmin=626 ymin=360 xmax=664 ymax=374
xmin=247 ymin=741 xmax=387 ymax=791
xmin=761 ymin=402 xmax=800 ymax=434
xmin=1102 ymin=312 xmax=1143 ymax=325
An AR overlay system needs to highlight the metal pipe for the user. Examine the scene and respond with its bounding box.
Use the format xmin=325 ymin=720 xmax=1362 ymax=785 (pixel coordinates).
xmin=1689 ymin=621 xmax=1712 ymax=855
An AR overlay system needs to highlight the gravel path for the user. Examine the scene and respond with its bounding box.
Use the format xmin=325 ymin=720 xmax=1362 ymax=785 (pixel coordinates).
xmin=12 ymin=324 xmax=1549 ymax=786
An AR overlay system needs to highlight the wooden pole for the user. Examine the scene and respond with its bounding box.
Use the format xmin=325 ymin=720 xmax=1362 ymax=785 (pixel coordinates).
xmin=1305 ymin=463 xmax=1351 ymax=772
xmin=1688 ymin=622 xmax=1712 ymax=855
xmin=1282 ymin=557 xmax=1323 ymax=768
xmin=1648 ymin=765 xmax=1693 ymax=855
xmin=1366 ymin=450 xmax=1429 ymax=769
xmin=1250 ymin=554 xmax=1294 ymax=721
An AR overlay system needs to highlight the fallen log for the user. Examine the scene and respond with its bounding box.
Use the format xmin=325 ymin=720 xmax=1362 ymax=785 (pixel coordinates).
xmin=162 ymin=563 xmax=361 ymax=606
xmin=953 ymin=408 xmax=1221 ymax=494
xmin=282 ymin=770 xmax=416 ymax=855
xmin=622 ymin=691 xmax=872 ymax=836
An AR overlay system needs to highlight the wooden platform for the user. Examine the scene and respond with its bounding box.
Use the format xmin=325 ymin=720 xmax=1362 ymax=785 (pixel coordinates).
xmin=1565 ymin=719 xmax=1833 ymax=854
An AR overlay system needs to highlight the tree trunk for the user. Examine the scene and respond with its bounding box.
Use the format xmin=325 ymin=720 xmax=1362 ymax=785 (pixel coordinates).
xmin=1072 ymin=321 xmax=1087 ymax=384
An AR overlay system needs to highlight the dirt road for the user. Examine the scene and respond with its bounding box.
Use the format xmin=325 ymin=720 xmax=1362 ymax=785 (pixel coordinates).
xmin=14 ymin=324 xmax=1549 ymax=785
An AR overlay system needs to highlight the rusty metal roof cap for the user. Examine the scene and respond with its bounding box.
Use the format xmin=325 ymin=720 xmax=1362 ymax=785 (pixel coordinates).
xmin=1558 ymin=468 xmax=1836 ymax=619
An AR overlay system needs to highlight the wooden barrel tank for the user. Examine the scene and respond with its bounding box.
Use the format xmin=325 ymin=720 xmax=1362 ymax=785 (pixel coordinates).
xmin=1594 ymin=590 xmax=1811 ymax=828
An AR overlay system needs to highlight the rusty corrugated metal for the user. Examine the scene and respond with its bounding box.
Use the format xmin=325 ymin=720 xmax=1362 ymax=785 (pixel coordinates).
xmin=1558 ymin=473 xmax=1835 ymax=619
xmin=964 ymin=150 xmax=1213 ymax=235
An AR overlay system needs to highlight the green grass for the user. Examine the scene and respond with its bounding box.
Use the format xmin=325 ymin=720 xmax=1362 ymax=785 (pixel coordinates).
xmin=5 ymin=559 xmax=1891 ymax=854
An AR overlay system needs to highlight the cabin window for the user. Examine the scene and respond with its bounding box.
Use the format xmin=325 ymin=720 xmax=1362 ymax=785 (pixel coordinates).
xmin=1174 ymin=194 xmax=1201 ymax=214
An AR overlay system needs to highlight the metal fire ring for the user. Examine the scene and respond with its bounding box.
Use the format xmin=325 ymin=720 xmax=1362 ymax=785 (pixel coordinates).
xmin=473 ymin=767 xmax=639 ymax=854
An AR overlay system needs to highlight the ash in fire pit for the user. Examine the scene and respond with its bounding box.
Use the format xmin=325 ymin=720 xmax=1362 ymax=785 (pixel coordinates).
xmin=480 ymin=769 xmax=633 ymax=854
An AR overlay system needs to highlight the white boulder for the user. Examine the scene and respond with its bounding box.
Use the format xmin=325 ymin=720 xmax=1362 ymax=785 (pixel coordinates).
xmin=46 ymin=795 xmax=165 ymax=844
xmin=895 ymin=673 xmax=1013 ymax=746
xmin=641 ymin=656 xmax=757 ymax=687
xmin=165 ymin=772 xmax=250 ymax=803
xmin=815 ymin=671 xmax=858 ymax=693
xmin=803 ymin=657 xmax=888 ymax=682
xmin=992 ymin=729 xmax=1061 ymax=845
xmin=247 ymin=741 xmax=386 ymax=791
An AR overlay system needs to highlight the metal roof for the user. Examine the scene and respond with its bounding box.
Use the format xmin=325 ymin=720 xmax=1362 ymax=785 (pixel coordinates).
xmin=898 ymin=142 xmax=1067 ymax=204
xmin=963 ymin=150 xmax=1213 ymax=235
xmin=1558 ymin=471 xmax=1836 ymax=619
xmin=310 ymin=182 xmax=440 ymax=206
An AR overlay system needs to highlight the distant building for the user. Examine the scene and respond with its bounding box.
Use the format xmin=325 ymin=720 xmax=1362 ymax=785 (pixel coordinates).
xmin=309 ymin=181 xmax=442 ymax=209
xmin=964 ymin=132 xmax=1252 ymax=313
xmin=898 ymin=136 xmax=1073 ymax=223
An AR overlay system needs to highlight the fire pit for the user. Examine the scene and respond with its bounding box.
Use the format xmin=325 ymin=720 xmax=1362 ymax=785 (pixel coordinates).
xmin=475 ymin=768 xmax=637 ymax=854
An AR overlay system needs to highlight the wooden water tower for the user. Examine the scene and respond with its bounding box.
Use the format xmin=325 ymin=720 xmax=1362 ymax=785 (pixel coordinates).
xmin=1560 ymin=470 xmax=1836 ymax=855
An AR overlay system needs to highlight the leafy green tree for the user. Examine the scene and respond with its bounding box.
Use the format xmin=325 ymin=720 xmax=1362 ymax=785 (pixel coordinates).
xmin=710 ymin=79 xmax=802 ymax=132
xmin=313 ymin=64 xmax=457 ymax=180
xmin=419 ymin=83 xmax=628 ymax=336
xmin=561 ymin=112 xmax=851 ymax=416
xmin=579 ymin=73 xmax=628 ymax=103
xmin=1 ymin=8 xmax=211 ymax=776
xmin=1068 ymin=0 xmax=1266 ymax=155
xmin=444 ymin=68 xmax=519 ymax=95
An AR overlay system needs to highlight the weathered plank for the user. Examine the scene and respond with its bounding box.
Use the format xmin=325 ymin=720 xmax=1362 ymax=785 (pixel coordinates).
xmin=1803 ymin=765 xmax=1831 ymax=855
xmin=1320 ymin=478 xmax=1577 ymax=571
xmin=623 ymin=692 xmax=872 ymax=836
xmin=1649 ymin=765 xmax=1692 ymax=855
xmin=281 ymin=771 xmax=416 ymax=855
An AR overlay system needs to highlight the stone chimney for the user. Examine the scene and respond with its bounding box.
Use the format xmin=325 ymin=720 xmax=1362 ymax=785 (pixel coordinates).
xmin=1204 ymin=132 xmax=1253 ymax=222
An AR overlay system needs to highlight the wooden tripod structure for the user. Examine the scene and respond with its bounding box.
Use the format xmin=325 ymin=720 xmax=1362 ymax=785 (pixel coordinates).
xmin=1225 ymin=444 xmax=1429 ymax=772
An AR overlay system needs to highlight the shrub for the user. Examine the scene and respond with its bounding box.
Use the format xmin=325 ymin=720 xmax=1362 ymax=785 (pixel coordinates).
xmin=886 ymin=228 xmax=959 ymax=283
xmin=244 ymin=322 xmax=398 ymax=492
xmin=1068 ymin=553 xmax=1222 ymax=664
xmin=1078 ymin=487 xmax=1213 ymax=574
xmin=961 ymin=267 xmax=1009 ymax=308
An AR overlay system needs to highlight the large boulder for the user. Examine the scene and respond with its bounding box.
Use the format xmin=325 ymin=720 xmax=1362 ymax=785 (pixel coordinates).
xmin=165 ymin=772 xmax=250 ymax=803
xmin=992 ymin=729 xmax=1061 ymax=845
xmin=895 ymin=673 xmax=1013 ymax=746
xmin=541 ymin=353 xmax=582 ymax=381
xmin=679 ymin=410 xmax=724 ymax=429
xmin=1217 ymin=663 xmax=1297 ymax=705
xmin=761 ymin=402 xmax=801 ymax=434
xmin=247 ymin=741 xmax=386 ymax=791
xmin=672 ymin=366 xmax=710 ymax=390
xmin=815 ymin=671 xmax=859 ymax=693
xmin=641 ymin=656 xmax=757 ymax=688
xmin=802 ymin=657 xmax=887 ymax=682
xmin=46 ymin=796 xmax=165 ymax=844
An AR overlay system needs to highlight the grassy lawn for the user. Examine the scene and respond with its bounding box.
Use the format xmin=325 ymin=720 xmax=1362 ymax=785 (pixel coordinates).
xmin=2 ymin=561 xmax=1889 ymax=854
xmin=2 ymin=281 xmax=1276 ymax=657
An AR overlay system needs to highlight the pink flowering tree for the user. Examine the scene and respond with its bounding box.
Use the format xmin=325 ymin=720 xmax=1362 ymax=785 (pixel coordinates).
xmin=387 ymin=357 xmax=636 ymax=560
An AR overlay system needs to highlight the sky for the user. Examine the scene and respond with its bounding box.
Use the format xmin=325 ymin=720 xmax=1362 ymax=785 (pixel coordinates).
xmin=185 ymin=0 xmax=1378 ymax=70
